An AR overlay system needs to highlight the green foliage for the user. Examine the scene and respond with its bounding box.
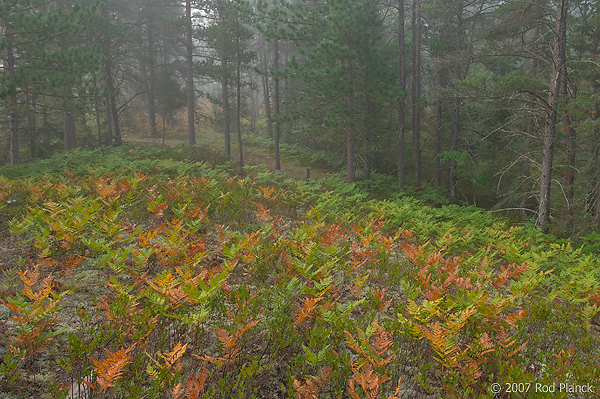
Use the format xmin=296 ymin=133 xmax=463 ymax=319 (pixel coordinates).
xmin=0 ymin=145 xmax=599 ymax=397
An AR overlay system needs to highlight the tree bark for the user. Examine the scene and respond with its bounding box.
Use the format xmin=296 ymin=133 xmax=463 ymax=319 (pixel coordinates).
xmin=185 ymin=0 xmax=196 ymax=145
xmin=261 ymin=49 xmax=273 ymax=140
xmin=449 ymin=2 xmax=464 ymax=202
xmin=561 ymin=50 xmax=576 ymax=234
xmin=433 ymin=22 xmax=447 ymax=190
xmin=450 ymin=94 xmax=460 ymax=201
xmin=521 ymin=27 xmax=539 ymax=219
xmin=101 ymin=5 xmax=120 ymax=146
xmin=235 ymin=19 xmax=244 ymax=168
xmin=249 ymin=70 xmax=257 ymax=131
xmin=364 ymin=92 xmax=372 ymax=181
xmin=64 ymin=102 xmax=77 ymax=151
xmin=397 ymin=0 xmax=406 ymax=189
xmin=433 ymin=64 xmax=444 ymax=189
xmin=147 ymin=16 xmax=158 ymax=137
xmin=346 ymin=58 xmax=355 ymax=184
xmin=218 ymin=0 xmax=231 ymax=158
xmin=411 ymin=0 xmax=422 ymax=187
xmin=5 ymin=25 xmax=19 ymax=164
xmin=536 ymin=0 xmax=568 ymax=232
xmin=105 ymin=96 xmax=113 ymax=146
xmin=273 ymin=0 xmax=281 ymax=171
xmin=25 ymin=86 xmax=37 ymax=159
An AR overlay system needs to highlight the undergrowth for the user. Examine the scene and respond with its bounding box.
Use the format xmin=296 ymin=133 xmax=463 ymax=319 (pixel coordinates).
xmin=0 ymin=146 xmax=599 ymax=398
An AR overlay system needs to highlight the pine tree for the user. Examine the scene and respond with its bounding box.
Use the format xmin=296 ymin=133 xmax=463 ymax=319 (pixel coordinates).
xmin=1 ymin=0 xmax=99 ymax=163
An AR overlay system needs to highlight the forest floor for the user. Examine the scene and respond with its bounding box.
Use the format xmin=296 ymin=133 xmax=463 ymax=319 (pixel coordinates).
xmin=121 ymin=127 xmax=336 ymax=181
xmin=1 ymin=142 xmax=600 ymax=398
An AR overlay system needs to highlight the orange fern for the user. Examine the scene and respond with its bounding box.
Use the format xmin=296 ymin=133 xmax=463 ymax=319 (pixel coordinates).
xmin=90 ymin=344 xmax=135 ymax=393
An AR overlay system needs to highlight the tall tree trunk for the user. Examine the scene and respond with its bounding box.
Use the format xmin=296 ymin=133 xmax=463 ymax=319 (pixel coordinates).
xmin=536 ymin=0 xmax=568 ymax=232
xmin=235 ymin=19 xmax=243 ymax=168
xmin=185 ymin=0 xmax=196 ymax=145
xmin=411 ymin=0 xmax=422 ymax=187
xmin=562 ymin=56 xmax=576 ymax=235
xmin=433 ymin=65 xmax=443 ymax=189
xmin=273 ymin=0 xmax=281 ymax=171
xmin=25 ymin=85 xmax=37 ymax=159
xmin=346 ymin=58 xmax=355 ymax=184
xmin=521 ymin=27 xmax=539 ymax=219
xmin=93 ymin=79 xmax=102 ymax=147
xmin=450 ymin=94 xmax=460 ymax=201
xmin=364 ymin=92 xmax=372 ymax=181
xmin=249 ymin=71 xmax=257 ymax=132
xmin=218 ymin=0 xmax=231 ymax=158
xmin=433 ymin=23 xmax=447 ymax=190
xmin=64 ymin=102 xmax=77 ymax=150
xmin=284 ymin=52 xmax=291 ymax=137
xmin=397 ymin=0 xmax=406 ymax=189
xmin=102 ymin=6 xmax=120 ymax=146
xmin=261 ymin=49 xmax=273 ymax=139
xmin=147 ymin=16 xmax=158 ymax=137
xmin=449 ymin=3 xmax=464 ymax=202
xmin=5 ymin=25 xmax=19 ymax=165
xmin=105 ymin=96 xmax=113 ymax=146
xmin=106 ymin=60 xmax=121 ymax=146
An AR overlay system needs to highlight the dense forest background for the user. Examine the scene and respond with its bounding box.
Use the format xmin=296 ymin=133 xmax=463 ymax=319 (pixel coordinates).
xmin=1 ymin=0 xmax=599 ymax=237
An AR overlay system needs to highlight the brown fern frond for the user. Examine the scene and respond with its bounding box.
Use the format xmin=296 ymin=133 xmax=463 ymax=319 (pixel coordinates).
xmin=371 ymin=322 xmax=393 ymax=356
xmin=293 ymin=369 xmax=330 ymax=399
xmin=173 ymin=383 xmax=184 ymax=399
xmin=505 ymin=309 xmax=529 ymax=327
xmin=216 ymin=327 xmax=236 ymax=350
xmin=387 ymin=377 xmax=403 ymax=399
xmin=293 ymin=295 xmax=323 ymax=325
xmin=372 ymin=288 xmax=393 ymax=312
xmin=90 ymin=344 xmax=136 ymax=393
xmin=158 ymin=342 xmax=187 ymax=370
xmin=350 ymin=362 xmax=389 ymax=399
xmin=60 ymin=255 xmax=86 ymax=277
xmin=18 ymin=264 xmax=41 ymax=287
xmin=184 ymin=365 xmax=207 ymax=399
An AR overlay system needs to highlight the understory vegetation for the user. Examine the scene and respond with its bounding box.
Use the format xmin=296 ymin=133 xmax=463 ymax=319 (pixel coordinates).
xmin=0 ymin=145 xmax=599 ymax=398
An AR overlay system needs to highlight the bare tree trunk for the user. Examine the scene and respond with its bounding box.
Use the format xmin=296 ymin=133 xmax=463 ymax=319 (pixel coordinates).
xmin=101 ymin=5 xmax=120 ymax=146
xmin=536 ymin=0 xmax=568 ymax=232
xmin=106 ymin=62 xmax=121 ymax=146
xmin=521 ymin=27 xmax=539 ymax=219
xmin=449 ymin=3 xmax=463 ymax=202
xmin=147 ymin=16 xmax=158 ymax=137
xmin=64 ymin=103 xmax=77 ymax=150
xmin=94 ymin=83 xmax=102 ymax=147
xmin=411 ymin=0 xmax=422 ymax=187
xmin=562 ymin=52 xmax=576 ymax=234
xmin=249 ymin=71 xmax=257 ymax=132
xmin=273 ymin=0 xmax=281 ymax=171
xmin=105 ymin=96 xmax=113 ymax=146
xmin=235 ymin=19 xmax=243 ymax=168
xmin=450 ymin=94 xmax=460 ymax=201
xmin=433 ymin=23 xmax=447 ymax=190
xmin=346 ymin=58 xmax=355 ymax=184
xmin=5 ymin=25 xmax=19 ymax=165
xmin=218 ymin=0 xmax=231 ymax=158
xmin=364 ymin=92 xmax=372 ymax=181
xmin=185 ymin=0 xmax=196 ymax=145
xmin=261 ymin=49 xmax=273 ymax=139
xmin=433 ymin=66 xmax=443 ymax=189
xmin=397 ymin=0 xmax=406 ymax=189
xmin=25 ymin=85 xmax=37 ymax=159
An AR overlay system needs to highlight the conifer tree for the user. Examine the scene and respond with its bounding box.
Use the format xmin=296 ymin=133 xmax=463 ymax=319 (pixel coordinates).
xmin=1 ymin=0 xmax=98 ymax=163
